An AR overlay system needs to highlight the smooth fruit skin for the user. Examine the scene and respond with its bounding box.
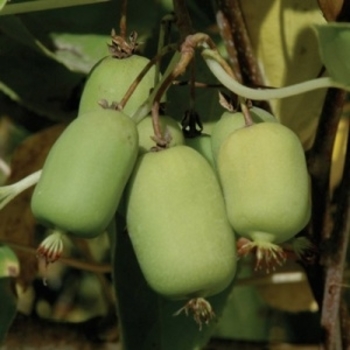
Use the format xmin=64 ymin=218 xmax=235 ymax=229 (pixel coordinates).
xmin=185 ymin=134 xmax=215 ymax=169
xmin=78 ymin=55 xmax=157 ymax=117
xmin=126 ymin=146 xmax=237 ymax=300
xmin=137 ymin=115 xmax=184 ymax=154
xmin=218 ymin=122 xmax=310 ymax=244
xmin=211 ymin=107 xmax=277 ymax=163
xmin=31 ymin=109 xmax=138 ymax=238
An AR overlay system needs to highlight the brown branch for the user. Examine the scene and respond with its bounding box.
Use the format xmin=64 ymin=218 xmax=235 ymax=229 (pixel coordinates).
xmin=173 ymin=0 xmax=194 ymax=42
xmin=320 ymin=112 xmax=350 ymax=350
xmin=71 ymin=237 xmax=116 ymax=311
xmin=215 ymin=0 xmax=265 ymax=87
xmin=216 ymin=10 xmax=242 ymax=82
xmin=340 ymin=297 xmax=350 ymax=349
xmin=119 ymin=0 xmax=128 ymax=39
xmin=317 ymin=0 xmax=344 ymax=21
xmin=117 ymin=44 xmax=177 ymax=111
xmin=215 ymin=0 xmax=271 ymax=112
xmin=1 ymin=240 xmax=112 ymax=274
xmin=303 ymin=89 xmax=346 ymax=310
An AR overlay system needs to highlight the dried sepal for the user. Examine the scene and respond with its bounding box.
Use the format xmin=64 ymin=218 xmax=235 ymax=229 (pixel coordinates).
xmin=108 ymin=28 xmax=139 ymax=59
xmin=174 ymin=297 xmax=216 ymax=330
xmin=237 ymin=237 xmax=287 ymax=273
xmin=36 ymin=229 xmax=65 ymax=265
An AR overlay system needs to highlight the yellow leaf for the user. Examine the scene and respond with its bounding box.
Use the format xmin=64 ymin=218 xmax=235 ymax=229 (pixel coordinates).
xmin=240 ymin=0 xmax=327 ymax=149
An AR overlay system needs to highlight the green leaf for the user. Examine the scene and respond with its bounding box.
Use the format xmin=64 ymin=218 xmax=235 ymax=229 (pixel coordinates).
xmin=0 ymin=278 xmax=17 ymax=345
xmin=112 ymin=214 xmax=234 ymax=350
xmin=0 ymin=0 xmax=6 ymax=12
xmin=314 ymin=23 xmax=350 ymax=88
xmin=0 ymin=0 xmax=110 ymax=16
xmin=0 ymin=34 xmax=82 ymax=120
xmin=213 ymin=261 xmax=270 ymax=342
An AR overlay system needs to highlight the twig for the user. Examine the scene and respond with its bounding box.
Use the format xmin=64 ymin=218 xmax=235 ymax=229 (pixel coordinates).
xmin=304 ymin=89 xmax=347 ymax=309
xmin=340 ymin=297 xmax=350 ymax=349
xmin=320 ymin=111 xmax=350 ymax=350
xmin=216 ymin=10 xmax=242 ymax=82
xmin=119 ymin=0 xmax=128 ymax=39
xmin=117 ymin=44 xmax=177 ymax=111
xmin=215 ymin=0 xmax=264 ymax=85
xmin=1 ymin=239 xmax=112 ymax=274
xmin=173 ymin=0 xmax=194 ymax=42
xmin=71 ymin=237 xmax=116 ymax=310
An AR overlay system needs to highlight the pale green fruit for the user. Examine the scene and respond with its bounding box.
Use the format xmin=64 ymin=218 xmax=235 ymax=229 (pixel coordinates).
xmin=137 ymin=115 xmax=184 ymax=154
xmin=185 ymin=134 xmax=215 ymax=169
xmin=31 ymin=109 xmax=138 ymax=238
xmin=126 ymin=145 xmax=237 ymax=300
xmin=78 ymin=55 xmax=158 ymax=117
xmin=218 ymin=122 xmax=310 ymax=264
xmin=211 ymin=107 xmax=277 ymax=163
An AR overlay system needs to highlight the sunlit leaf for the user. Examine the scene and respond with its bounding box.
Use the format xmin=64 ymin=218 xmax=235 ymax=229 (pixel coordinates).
xmin=0 ymin=0 xmax=6 ymax=12
xmin=0 ymin=0 xmax=110 ymax=16
xmin=239 ymin=0 xmax=327 ymax=149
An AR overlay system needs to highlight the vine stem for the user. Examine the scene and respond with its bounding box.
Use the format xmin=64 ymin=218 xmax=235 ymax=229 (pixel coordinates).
xmin=202 ymin=48 xmax=347 ymax=100
xmin=118 ymin=44 xmax=177 ymax=113
xmin=1 ymin=239 xmax=112 ymax=274
xmin=119 ymin=0 xmax=128 ymax=39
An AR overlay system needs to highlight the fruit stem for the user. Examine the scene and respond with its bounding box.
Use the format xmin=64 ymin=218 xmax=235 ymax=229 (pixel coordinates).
xmin=239 ymin=97 xmax=254 ymax=127
xmin=119 ymin=0 xmax=128 ymax=39
xmin=118 ymin=44 xmax=177 ymax=114
xmin=202 ymin=48 xmax=346 ymax=100
xmin=1 ymin=238 xmax=112 ymax=273
xmin=150 ymin=100 xmax=168 ymax=148
xmin=0 ymin=170 xmax=42 ymax=210
xmin=155 ymin=14 xmax=176 ymax=87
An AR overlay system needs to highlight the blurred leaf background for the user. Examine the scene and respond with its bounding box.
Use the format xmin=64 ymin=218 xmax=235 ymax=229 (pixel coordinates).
xmin=0 ymin=0 xmax=345 ymax=348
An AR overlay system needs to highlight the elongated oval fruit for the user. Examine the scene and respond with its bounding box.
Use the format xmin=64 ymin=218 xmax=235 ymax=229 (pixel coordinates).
xmin=126 ymin=146 xmax=237 ymax=302
xmin=137 ymin=115 xmax=184 ymax=154
xmin=211 ymin=107 xmax=277 ymax=163
xmin=217 ymin=122 xmax=310 ymax=267
xmin=31 ymin=109 xmax=138 ymax=238
xmin=185 ymin=134 xmax=215 ymax=169
xmin=78 ymin=55 xmax=157 ymax=117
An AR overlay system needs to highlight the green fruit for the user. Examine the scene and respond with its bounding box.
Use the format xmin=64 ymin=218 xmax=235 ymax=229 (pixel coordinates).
xmin=185 ymin=134 xmax=215 ymax=169
xmin=211 ymin=107 xmax=277 ymax=163
xmin=137 ymin=115 xmax=184 ymax=154
xmin=126 ymin=146 xmax=237 ymax=300
xmin=78 ymin=55 xmax=157 ymax=117
xmin=31 ymin=109 xmax=138 ymax=238
xmin=217 ymin=122 xmax=310 ymax=264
